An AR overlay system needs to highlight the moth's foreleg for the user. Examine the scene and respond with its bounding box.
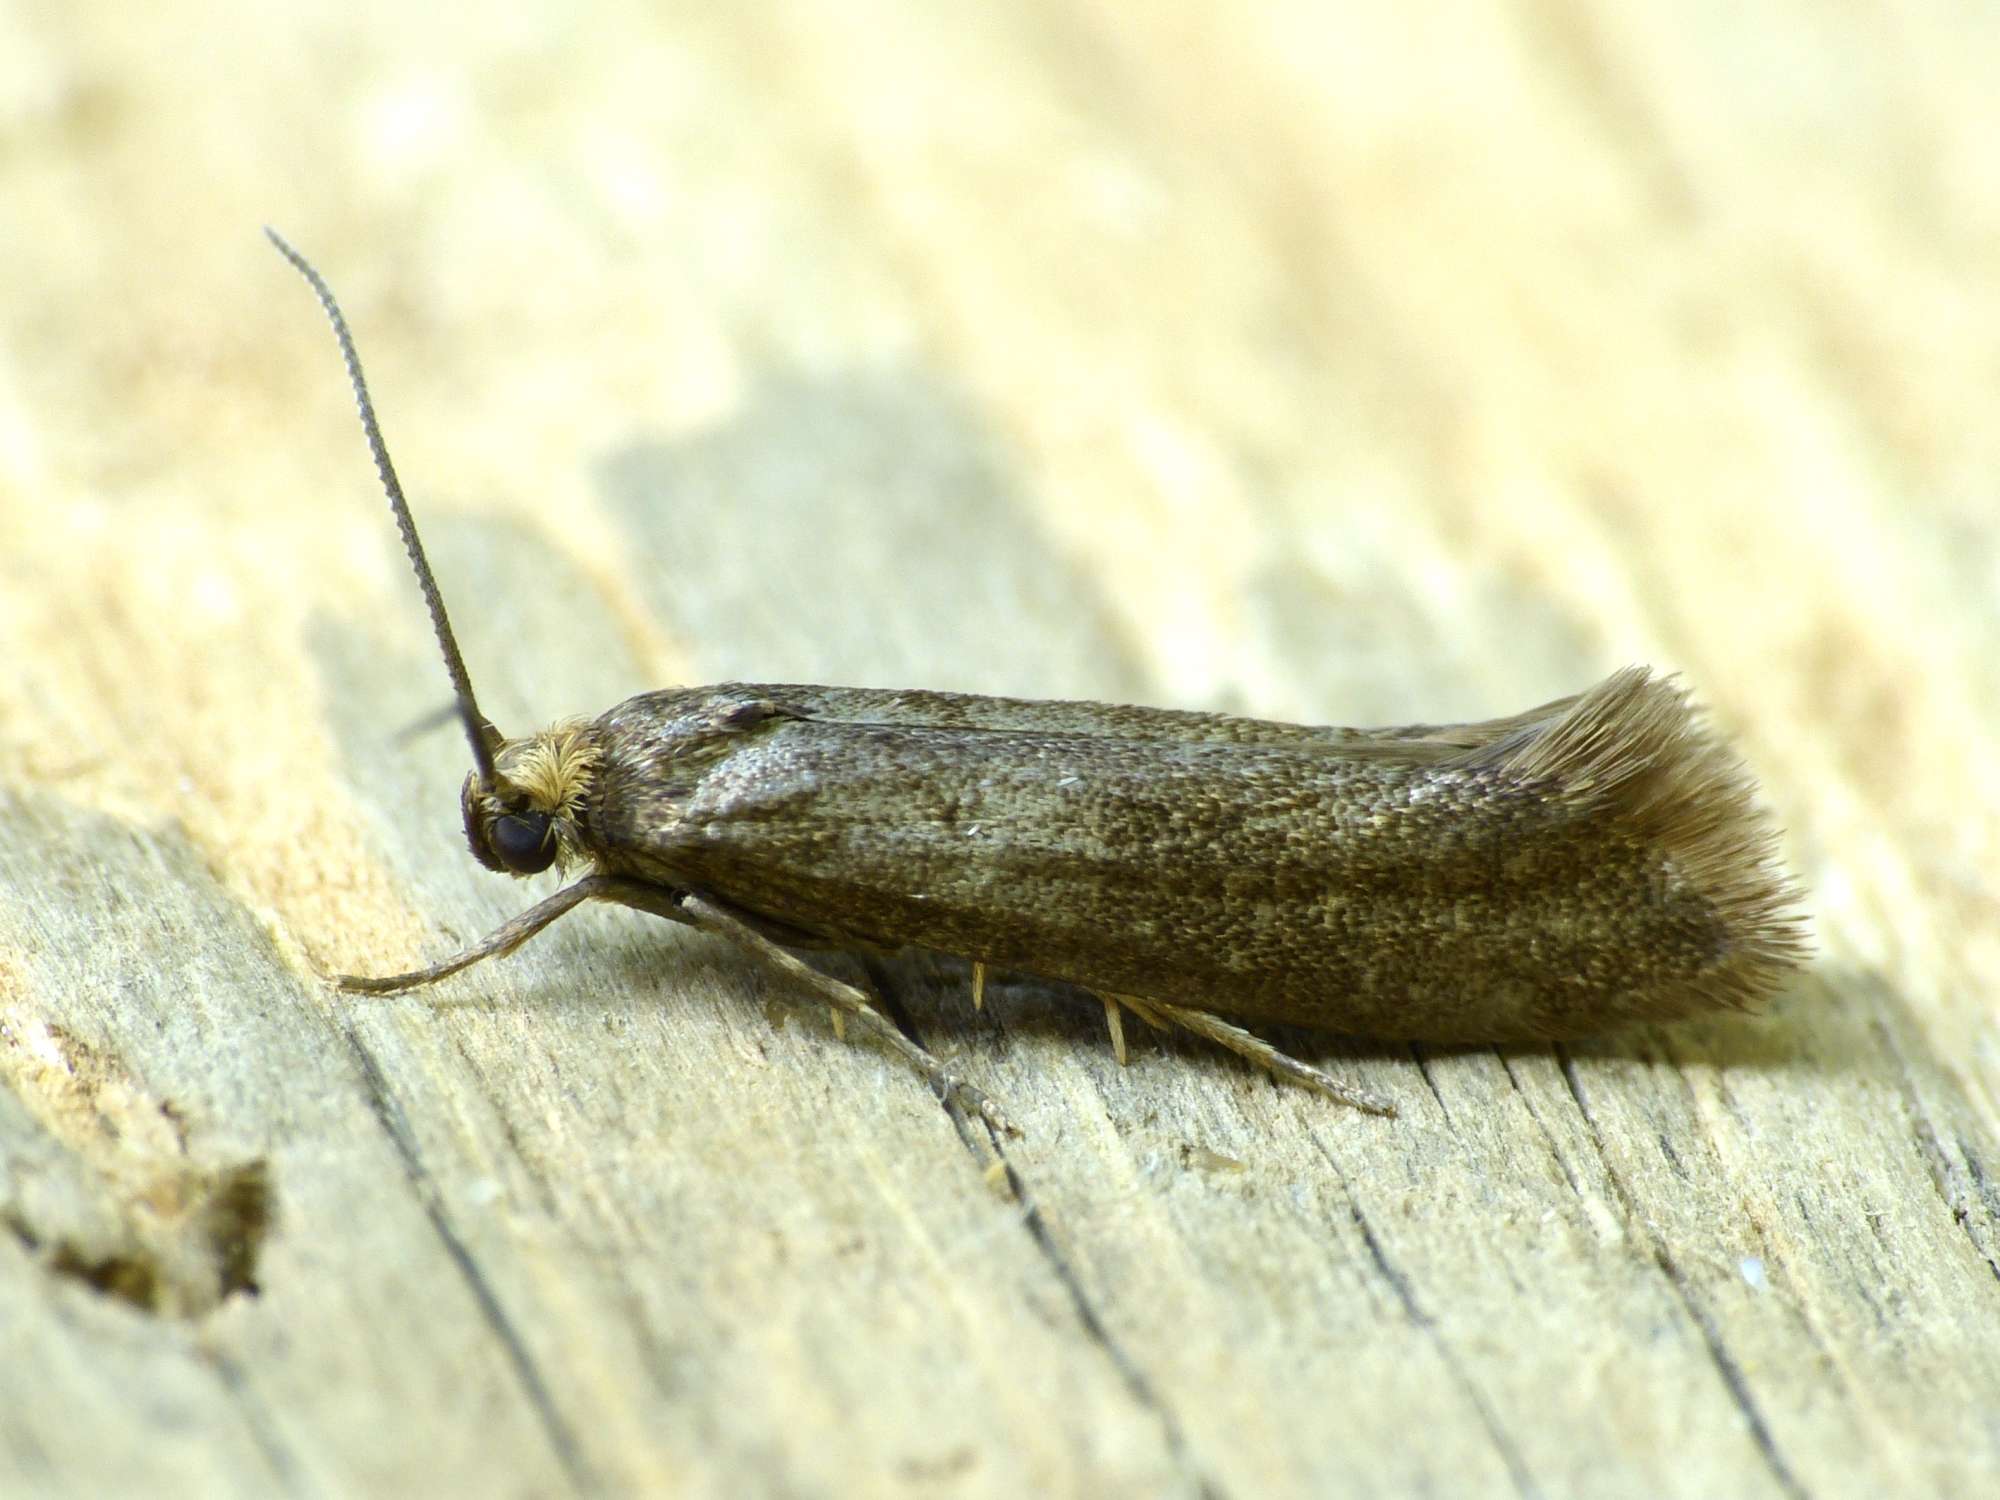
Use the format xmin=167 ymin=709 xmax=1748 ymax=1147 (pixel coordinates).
xmin=670 ymin=892 xmax=1019 ymax=1138
xmin=334 ymin=876 xmax=627 ymax=992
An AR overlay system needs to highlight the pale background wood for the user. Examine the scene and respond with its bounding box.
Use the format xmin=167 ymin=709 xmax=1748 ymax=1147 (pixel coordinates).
xmin=3 ymin=3 xmax=1997 ymax=1496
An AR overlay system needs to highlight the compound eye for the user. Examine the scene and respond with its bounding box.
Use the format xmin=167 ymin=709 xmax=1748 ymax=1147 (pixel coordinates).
xmin=490 ymin=811 xmax=555 ymax=874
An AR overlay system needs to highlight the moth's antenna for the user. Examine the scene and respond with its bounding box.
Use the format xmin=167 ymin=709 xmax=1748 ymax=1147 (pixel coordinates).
xmin=265 ymin=226 xmax=502 ymax=790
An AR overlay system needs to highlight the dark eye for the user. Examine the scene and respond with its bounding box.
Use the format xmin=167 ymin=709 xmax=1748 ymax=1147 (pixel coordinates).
xmin=490 ymin=811 xmax=555 ymax=874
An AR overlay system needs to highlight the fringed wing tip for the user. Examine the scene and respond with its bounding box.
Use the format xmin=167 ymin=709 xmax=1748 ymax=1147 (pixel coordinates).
xmin=1476 ymin=667 xmax=1812 ymax=1015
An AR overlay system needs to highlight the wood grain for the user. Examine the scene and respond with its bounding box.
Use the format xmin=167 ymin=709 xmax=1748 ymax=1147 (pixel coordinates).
xmin=3 ymin=4 xmax=1997 ymax=1496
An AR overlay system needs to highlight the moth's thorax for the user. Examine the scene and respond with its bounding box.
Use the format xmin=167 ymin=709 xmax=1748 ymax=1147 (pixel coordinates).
xmin=578 ymin=686 xmax=804 ymax=874
xmin=461 ymin=719 xmax=604 ymax=876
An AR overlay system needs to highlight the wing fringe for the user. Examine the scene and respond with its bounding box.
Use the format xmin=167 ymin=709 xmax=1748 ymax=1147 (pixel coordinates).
xmin=1464 ymin=666 xmax=1811 ymax=1015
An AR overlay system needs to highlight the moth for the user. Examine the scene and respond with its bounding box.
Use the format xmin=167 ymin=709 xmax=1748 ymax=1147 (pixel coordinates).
xmin=269 ymin=229 xmax=1809 ymax=1131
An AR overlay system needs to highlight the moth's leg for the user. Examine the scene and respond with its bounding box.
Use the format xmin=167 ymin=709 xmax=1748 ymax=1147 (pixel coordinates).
xmin=591 ymin=879 xmax=827 ymax=949
xmin=792 ymin=951 xmax=899 ymax=1042
xmin=971 ymin=961 xmax=987 ymax=1012
xmin=334 ymin=876 xmax=619 ymax=993
xmin=599 ymin=882 xmax=898 ymax=1043
xmin=1090 ymin=991 xmax=1174 ymax=1066
xmin=667 ymin=891 xmax=1018 ymax=1138
xmin=1110 ymin=992 xmax=1173 ymax=1033
xmin=330 ymin=873 xmax=792 ymax=995
xmin=1100 ymin=995 xmax=1128 ymax=1065
xmin=1124 ymin=994 xmax=1397 ymax=1118
xmin=862 ymin=953 xmax=943 ymax=1043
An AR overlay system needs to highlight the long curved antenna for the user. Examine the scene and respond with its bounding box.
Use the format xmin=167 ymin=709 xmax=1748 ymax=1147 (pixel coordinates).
xmin=264 ymin=226 xmax=501 ymax=790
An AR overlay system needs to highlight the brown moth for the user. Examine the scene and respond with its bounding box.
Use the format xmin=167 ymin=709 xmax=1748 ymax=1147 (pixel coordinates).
xmin=269 ymin=229 xmax=1809 ymax=1131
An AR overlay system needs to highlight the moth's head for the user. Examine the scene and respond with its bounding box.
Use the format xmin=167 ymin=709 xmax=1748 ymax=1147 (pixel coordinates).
xmin=461 ymin=720 xmax=601 ymax=877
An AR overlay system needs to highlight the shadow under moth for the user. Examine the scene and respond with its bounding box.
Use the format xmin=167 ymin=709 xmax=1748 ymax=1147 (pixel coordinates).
xmin=268 ymin=229 xmax=1810 ymax=1132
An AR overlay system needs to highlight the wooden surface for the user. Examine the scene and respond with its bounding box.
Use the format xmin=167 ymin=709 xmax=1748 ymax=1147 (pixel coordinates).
xmin=4 ymin=4 xmax=1998 ymax=1496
